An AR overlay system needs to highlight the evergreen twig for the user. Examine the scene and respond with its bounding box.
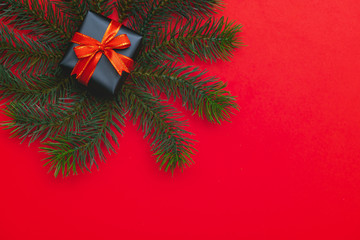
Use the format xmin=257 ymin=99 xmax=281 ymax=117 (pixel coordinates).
xmin=41 ymin=98 xmax=126 ymax=177
xmin=0 ymin=24 xmax=63 ymax=73
xmin=131 ymin=64 xmax=238 ymax=124
xmin=1 ymin=0 xmax=73 ymax=43
xmin=86 ymin=0 xmax=113 ymax=16
xmin=129 ymin=0 xmax=223 ymax=35
xmin=2 ymin=94 xmax=88 ymax=144
xmin=139 ymin=16 xmax=243 ymax=66
xmin=116 ymin=0 xmax=134 ymax=23
xmin=122 ymin=84 xmax=195 ymax=171
xmin=52 ymin=0 xmax=88 ymax=23
xmin=0 ymin=65 xmax=74 ymax=105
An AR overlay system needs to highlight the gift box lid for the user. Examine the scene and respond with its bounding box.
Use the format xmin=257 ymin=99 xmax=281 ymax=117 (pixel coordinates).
xmin=60 ymin=11 xmax=142 ymax=96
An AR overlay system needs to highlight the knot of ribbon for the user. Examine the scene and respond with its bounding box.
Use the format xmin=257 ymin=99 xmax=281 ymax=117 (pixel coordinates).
xmin=71 ymin=20 xmax=134 ymax=86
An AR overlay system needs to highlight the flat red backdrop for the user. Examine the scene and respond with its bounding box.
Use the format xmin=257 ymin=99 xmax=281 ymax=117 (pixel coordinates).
xmin=1 ymin=1 xmax=360 ymax=239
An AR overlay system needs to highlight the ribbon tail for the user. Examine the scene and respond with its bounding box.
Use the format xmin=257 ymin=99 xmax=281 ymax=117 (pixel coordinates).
xmin=104 ymin=50 xmax=134 ymax=77
xmin=72 ymin=52 xmax=103 ymax=86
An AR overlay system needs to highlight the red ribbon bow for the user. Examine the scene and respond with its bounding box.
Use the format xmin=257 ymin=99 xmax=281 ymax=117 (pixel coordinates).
xmin=71 ymin=20 xmax=134 ymax=86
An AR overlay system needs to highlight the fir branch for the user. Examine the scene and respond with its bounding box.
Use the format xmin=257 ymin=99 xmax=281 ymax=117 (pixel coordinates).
xmin=139 ymin=16 xmax=243 ymax=66
xmin=0 ymin=65 xmax=75 ymax=105
xmin=52 ymin=0 xmax=88 ymax=24
xmin=2 ymin=94 xmax=88 ymax=144
xmin=116 ymin=0 xmax=134 ymax=23
xmin=1 ymin=0 xmax=73 ymax=43
xmin=131 ymin=65 xmax=238 ymax=124
xmin=41 ymin=98 xmax=126 ymax=177
xmin=129 ymin=0 xmax=222 ymax=35
xmin=86 ymin=0 xmax=113 ymax=16
xmin=0 ymin=64 xmax=88 ymax=143
xmin=0 ymin=24 xmax=63 ymax=73
xmin=122 ymin=84 xmax=195 ymax=172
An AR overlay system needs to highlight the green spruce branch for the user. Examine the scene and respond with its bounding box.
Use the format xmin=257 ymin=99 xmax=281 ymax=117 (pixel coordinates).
xmin=0 ymin=24 xmax=63 ymax=73
xmin=86 ymin=0 xmax=113 ymax=16
xmin=139 ymin=16 xmax=242 ymax=66
xmin=2 ymin=94 xmax=87 ymax=144
xmin=122 ymin=84 xmax=195 ymax=171
xmin=41 ymin=98 xmax=126 ymax=177
xmin=116 ymin=0 xmax=134 ymax=22
xmin=1 ymin=0 xmax=72 ymax=42
xmin=129 ymin=0 xmax=222 ymax=35
xmin=52 ymin=0 xmax=88 ymax=23
xmin=0 ymin=65 xmax=75 ymax=105
xmin=131 ymin=65 xmax=238 ymax=124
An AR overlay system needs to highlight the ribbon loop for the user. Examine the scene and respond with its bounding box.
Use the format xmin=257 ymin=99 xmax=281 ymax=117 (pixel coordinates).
xmin=70 ymin=20 xmax=133 ymax=86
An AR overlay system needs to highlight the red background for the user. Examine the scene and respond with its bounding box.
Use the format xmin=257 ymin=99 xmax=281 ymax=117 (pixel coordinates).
xmin=1 ymin=0 xmax=360 ymax=239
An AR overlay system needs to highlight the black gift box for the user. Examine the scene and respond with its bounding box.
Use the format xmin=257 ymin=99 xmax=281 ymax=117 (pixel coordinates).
xmin=60 ymin=11 xmax=142 ymax=96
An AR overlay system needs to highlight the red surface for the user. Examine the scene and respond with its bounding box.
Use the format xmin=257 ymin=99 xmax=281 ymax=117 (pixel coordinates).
xmin=1 ymin=1 xmax=360 ymax=239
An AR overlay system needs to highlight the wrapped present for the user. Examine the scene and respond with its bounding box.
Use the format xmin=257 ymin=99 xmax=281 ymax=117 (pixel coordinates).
xmin=60 ymin=11 xmax=142 ymax=96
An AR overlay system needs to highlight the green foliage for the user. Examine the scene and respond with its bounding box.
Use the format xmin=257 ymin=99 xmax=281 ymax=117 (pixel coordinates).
xmin=0 ymin=65 xmax=73 ymax=105
xmin=131 ymin=64 xmax=238 ymax=124
xmin=139 ymin=16 xmax=242 ymax=66
xmin=128 ymin=0 xmax=223 ymax=35
xmin=116 ymin=0 xmax=134 ymax=22
xmin=41 ymin=98 xmax=126 ymax=177
xmin=2 ymin=94 xmax=87 ymax=144
xmin=0 ymin=0 xmax=242 ymax=177
xmin=122 ymin=84 xmax=195 ymax=171
xmin=0 ymin=24 xmax=63 ymax=73
xmin=53 ymin=0 xmax=88 ymax=23
xmin=86 ymin=0 xmax=114 ymax=16
xmin=0 ymin=0 xmax=73 ymax=43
